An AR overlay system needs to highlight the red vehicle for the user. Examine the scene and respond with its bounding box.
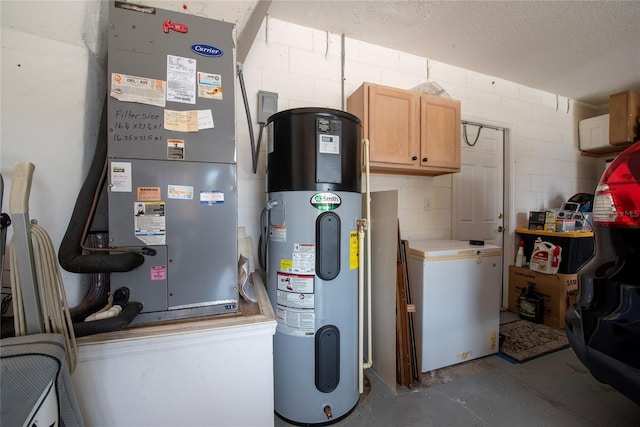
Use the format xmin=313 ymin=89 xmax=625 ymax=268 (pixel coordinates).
xmin=566 ymin=140 xmax=640 ymax=405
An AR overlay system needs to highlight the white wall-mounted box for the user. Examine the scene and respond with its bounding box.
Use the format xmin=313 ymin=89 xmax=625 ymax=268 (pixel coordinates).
xmin=579 ymin=114 xmax=611 ymax=153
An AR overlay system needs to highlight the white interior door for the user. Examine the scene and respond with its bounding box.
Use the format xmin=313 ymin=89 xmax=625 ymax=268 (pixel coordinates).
xmin=453 ymin=124 xmax=504 ymax=243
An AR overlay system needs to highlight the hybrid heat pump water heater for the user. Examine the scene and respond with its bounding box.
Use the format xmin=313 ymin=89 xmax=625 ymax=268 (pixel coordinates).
xmin=266 ymin=108 xmax=362 ymax=424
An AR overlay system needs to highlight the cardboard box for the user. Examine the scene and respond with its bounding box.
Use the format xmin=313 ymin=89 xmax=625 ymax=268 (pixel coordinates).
xmin=545 ymin=210 xmax=556 ymax=231
xmin=528 ymin=211 xmax=546 ymax=230
xmin=508 ymin=266 xmax=578 ymax=328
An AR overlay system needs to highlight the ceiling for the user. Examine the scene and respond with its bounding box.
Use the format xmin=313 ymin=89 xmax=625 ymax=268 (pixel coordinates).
xmin=266 ymin=0 xmax=640 ymax=107
xmin=134 ymin=1 xmax=640 ymax=107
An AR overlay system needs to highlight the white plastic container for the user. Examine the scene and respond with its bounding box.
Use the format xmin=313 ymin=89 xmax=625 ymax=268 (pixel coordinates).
xmin=579 ymin=114 xmax=610 ymax=152
xmin=530 ymin=239 xmax=562 ymax=274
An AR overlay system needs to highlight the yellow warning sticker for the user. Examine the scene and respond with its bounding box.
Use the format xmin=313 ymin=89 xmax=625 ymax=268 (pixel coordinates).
xmin=280 ymin=259 xmax=293 ymax=272
xmin=350 ymin=231 xmax=359 ymax=270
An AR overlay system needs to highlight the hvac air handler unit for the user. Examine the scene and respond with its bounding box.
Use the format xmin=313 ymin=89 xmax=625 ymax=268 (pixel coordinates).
xmin=266 ymin=108 xmax=362 ymax=424
xmin=106 ymin=2 xmax=238 ymax=324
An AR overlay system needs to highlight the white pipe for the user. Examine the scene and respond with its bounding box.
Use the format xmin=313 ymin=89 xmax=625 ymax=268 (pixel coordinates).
xmin=357 ymin=223 xmax=365 ymax=394
xmin=358 ymin=139 xmax=373 ymax=395
xmin=364 ymin=139 xmax=373 ymax=371
xmin=364 ymin=139 xmax=373 ymax=374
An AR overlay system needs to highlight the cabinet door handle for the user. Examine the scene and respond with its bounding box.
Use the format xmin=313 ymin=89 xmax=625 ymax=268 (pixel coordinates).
xmin=422 ymin=157 xmax=428 ymax=162
xmin=412 ymin=156 xmax=418 ymax=161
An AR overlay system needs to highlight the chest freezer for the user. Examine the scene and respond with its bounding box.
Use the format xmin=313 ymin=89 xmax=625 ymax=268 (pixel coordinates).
xmin=409 ymin=240 xmax=502 ymax=372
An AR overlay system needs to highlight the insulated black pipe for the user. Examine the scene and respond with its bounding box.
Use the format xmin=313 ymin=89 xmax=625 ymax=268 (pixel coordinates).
xmin=72 ymin=301 xmax=143 ymax=338
xmin=58 ymin=99 xmax=144 ymax=274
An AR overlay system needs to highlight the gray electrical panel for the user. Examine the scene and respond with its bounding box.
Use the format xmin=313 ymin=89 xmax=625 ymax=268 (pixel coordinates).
xmin=107 ymin=1 xmax=238 ymax=324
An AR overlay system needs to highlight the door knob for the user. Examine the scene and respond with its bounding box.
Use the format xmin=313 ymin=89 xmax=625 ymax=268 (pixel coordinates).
xmin=422 ymin=157 xmax=428 ymax=162
xmin=412 ymin=156 xmax=418 ymax=161
xmin=497 ymin=226 xmax=504 ymax=232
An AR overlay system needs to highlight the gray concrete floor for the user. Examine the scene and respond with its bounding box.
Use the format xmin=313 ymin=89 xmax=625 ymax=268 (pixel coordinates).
xmin=275 ymin=349 xmax=640 ymax=426
xmin=274 ymin=313 xmax=640 ymax=426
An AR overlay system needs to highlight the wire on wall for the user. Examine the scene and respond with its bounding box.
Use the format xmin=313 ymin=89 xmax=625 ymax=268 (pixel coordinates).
xmin=463 ymin=123 xmax=483 ymax=147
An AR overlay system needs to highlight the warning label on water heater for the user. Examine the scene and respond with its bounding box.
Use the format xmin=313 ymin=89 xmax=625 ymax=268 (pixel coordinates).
xmin=275 ymin=272 xmax=315 ymax=336
xmin=292 ymin=243 xmax=315 ymax=274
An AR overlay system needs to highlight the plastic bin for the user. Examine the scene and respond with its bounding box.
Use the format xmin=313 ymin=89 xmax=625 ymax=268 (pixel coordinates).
xmin=516 ymin=228 xmax=594 ymax=274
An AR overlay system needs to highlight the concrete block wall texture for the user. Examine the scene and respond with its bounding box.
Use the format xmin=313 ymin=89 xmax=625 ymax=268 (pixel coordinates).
xmin=236 ymin=17 xmax=600 ymax=258
xmin=1 ymin=4 xmax=602 ymax=303
xmin=1 ymin=1 xmax=107 ymax=304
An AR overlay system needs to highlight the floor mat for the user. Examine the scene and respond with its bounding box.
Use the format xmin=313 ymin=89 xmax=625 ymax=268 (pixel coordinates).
xmin=499 ymin=320 xmax=569 ymax=363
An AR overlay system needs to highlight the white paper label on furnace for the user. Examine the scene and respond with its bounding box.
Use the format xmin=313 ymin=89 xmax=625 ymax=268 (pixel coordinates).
xmin=167 ymin=185 xmax=194 ymax=200
xmin=166 ymin=55 xmax=196 ymax=104
xmin=200 ymin=190 xmax=224 ymax=205
xmin=197 ymin=110 xmax=214 ymax=130
xmin=110 ymin=162 xmax=132 ymax=192
xmin=134 ymin=202 xmax=166 ymax=245
xmin=197 ymin=72 xmax=223 ymax=100
xmin=110 ymin=73 xmax=166 ymax=108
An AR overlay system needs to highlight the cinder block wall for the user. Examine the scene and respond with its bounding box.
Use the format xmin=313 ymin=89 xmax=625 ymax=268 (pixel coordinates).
xmin=1 ymin=6 xmax=601 ymax=303
xmin=236 ymin=17 xmax=600 ymax=263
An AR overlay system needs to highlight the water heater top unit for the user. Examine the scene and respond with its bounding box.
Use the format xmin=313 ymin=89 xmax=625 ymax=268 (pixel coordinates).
xmin=267 ymin=108 xmax=361 ymax=193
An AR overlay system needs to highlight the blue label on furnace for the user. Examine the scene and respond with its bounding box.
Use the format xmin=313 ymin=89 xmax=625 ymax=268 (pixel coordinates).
xmin=191 ymin=44 xmax=223 ymax=57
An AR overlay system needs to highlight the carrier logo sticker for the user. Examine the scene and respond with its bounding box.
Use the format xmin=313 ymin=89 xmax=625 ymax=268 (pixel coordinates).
xmin=190 ymin=44 xmax=223 ymax=57
xmin=310 ymin=192 xmax=341 ymax=211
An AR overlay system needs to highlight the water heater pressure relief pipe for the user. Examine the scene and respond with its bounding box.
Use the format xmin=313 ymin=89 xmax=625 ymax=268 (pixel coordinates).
xmin=358 ymin=138 xmax=373 ymax=394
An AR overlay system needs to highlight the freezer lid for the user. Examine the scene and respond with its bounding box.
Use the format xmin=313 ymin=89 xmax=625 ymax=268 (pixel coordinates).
xmin=408 ymin=239 xmax=502 ymax=260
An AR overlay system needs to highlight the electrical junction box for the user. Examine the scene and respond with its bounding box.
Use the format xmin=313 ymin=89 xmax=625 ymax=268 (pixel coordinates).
xmin=258 ymin=90 xmax=278 ymax=123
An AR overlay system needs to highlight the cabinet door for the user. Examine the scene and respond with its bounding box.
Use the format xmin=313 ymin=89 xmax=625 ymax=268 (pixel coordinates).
xmin=420 ymin=95 xmax=460 ymax=170
xmin=609 ymin=90 xmax=640 ymax=145
xmin=368 ymin=85 xmax=420 ymax=167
